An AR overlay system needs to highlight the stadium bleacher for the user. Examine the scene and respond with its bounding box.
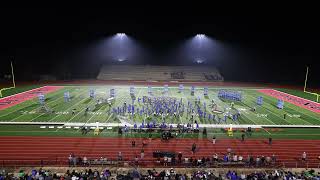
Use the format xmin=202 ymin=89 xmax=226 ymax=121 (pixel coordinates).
xmin=97 ymin=65 xmax=224 ymax=81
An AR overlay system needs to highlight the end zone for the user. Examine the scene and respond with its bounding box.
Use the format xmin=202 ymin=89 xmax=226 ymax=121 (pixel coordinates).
xmin=258 ymin=89 xmax=320 ymax=114
xmin=0 ymin=86 xmax=64 ymax=110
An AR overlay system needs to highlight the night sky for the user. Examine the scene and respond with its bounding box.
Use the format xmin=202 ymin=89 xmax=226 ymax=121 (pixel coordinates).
xmin=0 ymin=8 xmax=319 ymax=87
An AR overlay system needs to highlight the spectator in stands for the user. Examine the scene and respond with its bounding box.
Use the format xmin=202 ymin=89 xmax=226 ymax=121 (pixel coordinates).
xmin=68 ymin=154 xmax=72 ymax=167
xmin=213 ymin=153 xmax=219 ymax=162
xmin=238 ymin=155 xmax=243 ymax=162
xmin=83 ymin=156 xmax=88 ymax=166
xmin=223 ymin=154 xmax=229 ymax=162
xmin=164 ymin=156 xmax=168 ymax=167
xmin=205 ymin=157 xmax=210 ymax=166
xmin=172 ymin=156 xmax=176 ymax=166
xmin=131 ymin=140 xmax=135 ymax=147
xmin=178 ymin=152 xmax=182 ymax=163
xmin=261 ymin=155 xmax=266 ymax=165
xmin=131 ymin=168 xmax=141 ymax=180
xmin=233 ymin=154 xmax=238 ymax=162
xmin=167 ymin=156 xmax=172 ymax=166
xmin=266 ymin=156 xmax=271 ymax=165
xmin=134 ymin=156 xmax=139 ymax=165
xmin=256 ymin=156 xmax=261 ymax=166
xmin=193 ymin=158 xmax=197 ymax=167
xmin=103 ymin=169 xmax=111 ymax=179
xmin=249 ymin=155 xmax=254 ymax=166
xmin=72 ymin=156 xmax=77 ymax=167
xmin=184 ymin=157 xmax=189 ymax=165
xmin=8 ymin=167 xmax=320 ymax=180
xmin=240 ymin=172 xmax=246 ymax=180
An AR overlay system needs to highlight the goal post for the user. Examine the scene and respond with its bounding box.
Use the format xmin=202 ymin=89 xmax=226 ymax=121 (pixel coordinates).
xmin=303 ymin=66 xmax=319 ymax=102
xmin=0 ymin=61 xmax=16 ymax=98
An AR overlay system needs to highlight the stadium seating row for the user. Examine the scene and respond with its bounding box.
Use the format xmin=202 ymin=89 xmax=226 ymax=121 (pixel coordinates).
xmin=97 ymin=65 xmax=224 ymax=81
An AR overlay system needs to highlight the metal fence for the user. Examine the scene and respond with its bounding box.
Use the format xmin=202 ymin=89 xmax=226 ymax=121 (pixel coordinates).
xmin=1 ymin=159 xmax=320 ymax=169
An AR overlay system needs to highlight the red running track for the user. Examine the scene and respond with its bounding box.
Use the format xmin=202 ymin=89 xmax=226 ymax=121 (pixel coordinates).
xmin=0 ymin=136 xmax=319 ymax=168
xmin=258 ymin=89 xmax=320 ymax=114
xmin=0 ymin=86 xmax=63 ymax=110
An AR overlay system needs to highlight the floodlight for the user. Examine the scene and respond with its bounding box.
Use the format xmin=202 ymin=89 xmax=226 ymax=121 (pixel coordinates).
xmin=195 ymin=58 xmax=204 ymax=64
xmin=196 ymin=34 xmax=205 ymax=38
xmin=116 ymin=33 xmax=126 ymax=37
xmin=117 ymin=58 xmax=126 ymax=62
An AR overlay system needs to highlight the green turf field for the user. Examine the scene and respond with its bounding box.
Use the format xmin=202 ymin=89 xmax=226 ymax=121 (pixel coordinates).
xmin=0 ymin=85 xmax=319 ymax=125
xmin=0 ymin=125 xmax=320 ymax=140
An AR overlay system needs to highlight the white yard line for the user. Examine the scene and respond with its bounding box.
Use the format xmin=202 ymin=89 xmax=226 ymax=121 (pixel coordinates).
xmin=262 ymin=127 xmax=271 ymax=135
xmin=60 ymin=98 xmax=97 ymax=123
xmin=246 ymin=93 xmax=312 ymax=125
xmin=104 ymin=113 xmax=113 ymax=123
xmin=64 ymin=86 xmax=116 ymax=123
xmin=113 ymin=87 xmax=133 ymax=123
xmin=68 ymin=87 xmax=127 ymax=125
xmin=10 ymin=95 xmax=65 ymax=122
xmin=257 ymin=90 xmax=320 ymax=120
xmin=83 ymin=111 xmax=100 ymax=126
xmin=0 ymin=88 xmax=64 ymax=118
xmin=239 ymin=96 xmax=276 ymax=125
xmin=244 ymin=93 xmax=293 ymax=125
xmin=55 ymin=99 xmax=99 ymax=132
xmin=48 ymin=95 xmax=87 ymax=122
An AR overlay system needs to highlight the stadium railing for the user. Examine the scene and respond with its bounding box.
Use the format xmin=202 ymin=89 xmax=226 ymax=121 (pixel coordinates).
xmin=2 ymin=159 xmax=320 ymax=169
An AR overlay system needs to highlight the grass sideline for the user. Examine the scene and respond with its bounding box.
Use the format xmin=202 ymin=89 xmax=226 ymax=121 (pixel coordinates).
xmin=0 ymin=85 xmax=41 ymax=98
xmin=0 ymin=125 xmax=320 ymax=140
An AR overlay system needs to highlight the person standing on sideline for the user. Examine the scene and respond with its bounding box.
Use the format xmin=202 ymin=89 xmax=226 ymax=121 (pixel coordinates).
xmin=118 ymin=152 xmax=123 ymax=161
xmin=241 ymin=133 xmax=245 ymax=142
xmin=212 ymin=136 xmax=216 ymax=144
xmin=302 ymin=152 xmax=307 ymax=161
xmin=192 ymin=143 xmax=196 ymax=154
xmin=269 ymin=137 xmax=272 ymax=145
xmin=140 ymin=149 xmax=145 ymax=160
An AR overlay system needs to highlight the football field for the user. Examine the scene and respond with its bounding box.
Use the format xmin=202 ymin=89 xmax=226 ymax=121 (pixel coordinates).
xmin=0 ymin=85 xmax=319 ymax=126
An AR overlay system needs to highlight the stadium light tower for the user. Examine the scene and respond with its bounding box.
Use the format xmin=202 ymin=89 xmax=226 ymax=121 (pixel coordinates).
xmin=193 ymin=34 xmax=207 ymax=63
xmin=174 ymin=34 xmax=227 ymax=64
xmin=115 ymin=33 xmax=127 ymax=61
xmin=92 ymin=33 xmax=146 ymax=63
